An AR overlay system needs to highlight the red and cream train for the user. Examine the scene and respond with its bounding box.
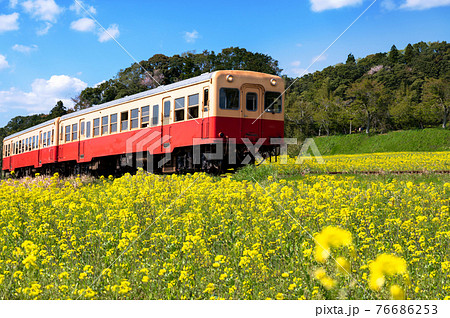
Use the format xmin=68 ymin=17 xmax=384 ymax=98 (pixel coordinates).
xmin=2 ymin=70 xmax=284 ymax=176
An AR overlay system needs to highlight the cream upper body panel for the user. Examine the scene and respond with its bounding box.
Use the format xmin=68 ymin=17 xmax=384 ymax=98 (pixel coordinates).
xmin=211 ymin=70 xmax=284 ymax=120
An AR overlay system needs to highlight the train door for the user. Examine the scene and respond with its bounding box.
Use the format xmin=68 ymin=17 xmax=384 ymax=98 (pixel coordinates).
xmin=202 ymin=87 xmax=209 ymax=139
xmin=78 ymin=119 xmax=85 ymax=160
xmin=37 ymin=130 xmax=42 ymax=166
xmin=161 ymin=97 xmax=172 ymax=152
xmin=241 ymin=84 xmax=263 ymax=141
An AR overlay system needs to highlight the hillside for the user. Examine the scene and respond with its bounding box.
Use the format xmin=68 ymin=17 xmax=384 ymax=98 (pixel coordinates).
xmin=313 ymin=128 xmax=450 ymax=155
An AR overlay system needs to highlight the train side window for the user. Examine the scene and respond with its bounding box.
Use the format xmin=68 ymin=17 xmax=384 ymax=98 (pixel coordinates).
xmin=93 ymin=118 xmax=100 ymax=136
xmin=40 ymin=133 xmax=42 ymax=147
xmin=141 ymin=106 xmax=149 ymax=128
xmin=47 ymin=131 xmax=51 ymax=146
xmin=188 ymin=94 xmax=199 ymax=119
xmin=121 ymin=111 xmax=129 ymax=131
xmin=101 ymin=116 xmax=108 ymax=135
xmin=86 ymin=121 xmax=91 ymax=138
xmin=246 ymin=92 xmax=258 ymax=111
xmin=43 ymin=132 xmax=47 ymax=147
xmin=264 ymin=92 xmax=282 ymax=113
xmin=110 ymin=114 xmax=118 ymax=133
xmin=29 ymin=137 xmax=32 ymax=151
xmin=65 ymin=125 xmax=71 ymax=142
xmin=152 ymin=104 xmax=159 ymax=126
xmin=164 ymin=100 xmax=171 ymax=118
xmin=52 ymin=129 xmax=54 ymax=145
xmin=81 ymin=121 xmax=85 ymax=136
xmin=219 ymin=88 xmax=239 ymax=110
xmin=72 ymin=124 xmax=78 ymax=141
xmin=60 ymin=126 xmax=64 ymax=141
xmin=131 ymin=108 xmax=139 ymax=129
xmin=32 ymin=136 xmax=35 ymax=150
xmin=174 ymin=97 xmax=185 ymax=122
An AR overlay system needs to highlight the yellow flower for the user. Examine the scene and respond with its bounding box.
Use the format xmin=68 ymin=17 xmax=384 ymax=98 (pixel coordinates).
xmin=203 ymin=283 xmax=215 ymax=294
xmin=390 ymin=285 xmax=405 ymax=300
xmin=22 ymin=254 xmax=37 ymax=269
xmin=281 ymin=272 xmax=289 ymax=278
xmin=79 ymin=272 xmax=87 ymax=280
xmin=314 ymin=226 xmax=352 ymax=263
xmin=369 ymin=254 xmax=407 ymax=291
xmin=142 ymin=276 xmax=149 ymax=283
xmin=158 ymin=268 xmax=166 ymax=276
xmin=275 ymin=293 xmax=284 ymax=300
xmin=336 ymin=257 xmax=351 ymax=275
xmin=213 ymin=262 xmax=220 ymax=268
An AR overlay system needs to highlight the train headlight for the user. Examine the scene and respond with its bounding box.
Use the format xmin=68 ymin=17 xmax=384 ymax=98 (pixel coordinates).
xmin=226 ymin=75 xmax=234 ymax=82
xmin=270 ymin=78 xmax=277 ymax=86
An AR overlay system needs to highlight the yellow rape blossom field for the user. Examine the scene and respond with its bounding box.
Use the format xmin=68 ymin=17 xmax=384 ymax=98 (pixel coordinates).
xmin=0 ymin=151 xmax=449 ymax=300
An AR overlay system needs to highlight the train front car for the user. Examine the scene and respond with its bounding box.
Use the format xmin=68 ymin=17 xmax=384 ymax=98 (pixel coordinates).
xmin=208 ymin=70 xmax=285 ymax=169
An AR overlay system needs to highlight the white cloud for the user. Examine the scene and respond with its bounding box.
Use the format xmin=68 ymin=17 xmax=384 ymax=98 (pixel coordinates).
xmin=21 ymin=0 xmax=62 ymax=23
xmin=12 ymin=44 xmax=38 ymax=54
xmin=310 ymin=0 xmax=362 ymax=12
xmin=400 ymin=0 xmax=450 ymax=10
xmin=312 ymin=54 xmax=327 ymax=63
xmin=290 ymin=68 xmax=311 ymax=77
xmin=0 ymin=75 xmax=88 ymax=113
xmin=98 ymin=24 xmax=120 ymax=42
xmin=93 ymin=80 xmax=106 ymax=88
xmin=291 ymin=60 xmax=301 ymax=67
xmin=0 ymin=55 xmax=10 ymax=70
xmin=381 ymin=0 xmax=397 ymax=10
xmin=9 ymin=0 xmax=19 ymax=8
xmin=184 ymin=30 xmax=199 ymax=43
xmin=70 ymin=0 xmax=97 ymax=15
xmin=0 ymin=12 xmax=20 ymax=33
xmin=70 ymin=17 xmax=95 ymax=32
xmin=36 ymin=21 xmax=52 ymax=35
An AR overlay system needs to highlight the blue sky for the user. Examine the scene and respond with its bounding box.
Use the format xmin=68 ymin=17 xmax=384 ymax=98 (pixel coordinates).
xmin=0 ymin=0 xmax=449 ymax=127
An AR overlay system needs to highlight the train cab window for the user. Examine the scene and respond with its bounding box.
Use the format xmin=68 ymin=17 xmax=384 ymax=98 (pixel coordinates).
xmin=141 ymin=106 xmax=149 ymax=128
xmin=60 ymin=126 xmax=64 ymax=141
xmin=110 ymin=114 xmax=118 ymax=133
xmin=51 ymin=130 xmax=54 ymax=145
xmin=72 ymin=124 xmax=78 ymax=141
xmin=121 ymin=111 xmax=129 ymax=131
xmin=47 ymin=131 xmax=51 ymax=146
xmin=264 ymin=92 xmax=282 ymax=113
xmin=80 ymin=121 xmax=85 ymax=136
xmin=101 ymin=116 xmax=108 ymax=135
xmin=246 ymin=92 xmax=258 ymax=111
xmin=175 ymin=97 xmax=185 ymax=122
xmin=188 ymin=94 xmax=199 ymax=119
xmin=86 ymin=121 xmax=91 ymax=138
xmin=219 ymin=88 xmax=239 ymax=110
xmin=204 ymin=88 xmax=209 ymax=111
xmin=93 ymin=118 xmax=100 ymax=136
xmin=65 ymin=126 xmax=71 ymax=142
xmin=164 ymin=100 xmax=171 ymax=118
xmin=152 ymin=104 xmax=159 ymax=126
xmin=131 ymin=108 xmax=139 ymax=129
xmin=43 ymin=132 xmax=47 ymax=147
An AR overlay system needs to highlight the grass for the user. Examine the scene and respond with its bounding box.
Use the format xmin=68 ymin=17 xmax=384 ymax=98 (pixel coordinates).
xmin=312 ymin=128 xmax=450 ymax=156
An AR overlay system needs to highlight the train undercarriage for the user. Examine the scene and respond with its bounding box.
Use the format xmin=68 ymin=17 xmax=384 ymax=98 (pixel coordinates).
xmin=7 ymin=143 xmax=280 ymax=178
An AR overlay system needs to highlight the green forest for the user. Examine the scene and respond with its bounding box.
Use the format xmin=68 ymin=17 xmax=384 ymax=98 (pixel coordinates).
xmin=1 ymin=42 xmax=449 ymax=165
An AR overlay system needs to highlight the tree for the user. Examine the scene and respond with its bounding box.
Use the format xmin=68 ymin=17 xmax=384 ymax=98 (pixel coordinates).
xmin=346 ymin=53 xmax=356 ymax=65
xmin=388 ymin=45 xmax=400 ymax=65
xmin=348 ymin=79 xmax=386 ymax=134
xmin=422 ymin=78 xmax=450 ymax=128
xmin=49 ymin=100 xmax=67 ymax=118
xmin=404 ymin=43 xmax=414 ymax=65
